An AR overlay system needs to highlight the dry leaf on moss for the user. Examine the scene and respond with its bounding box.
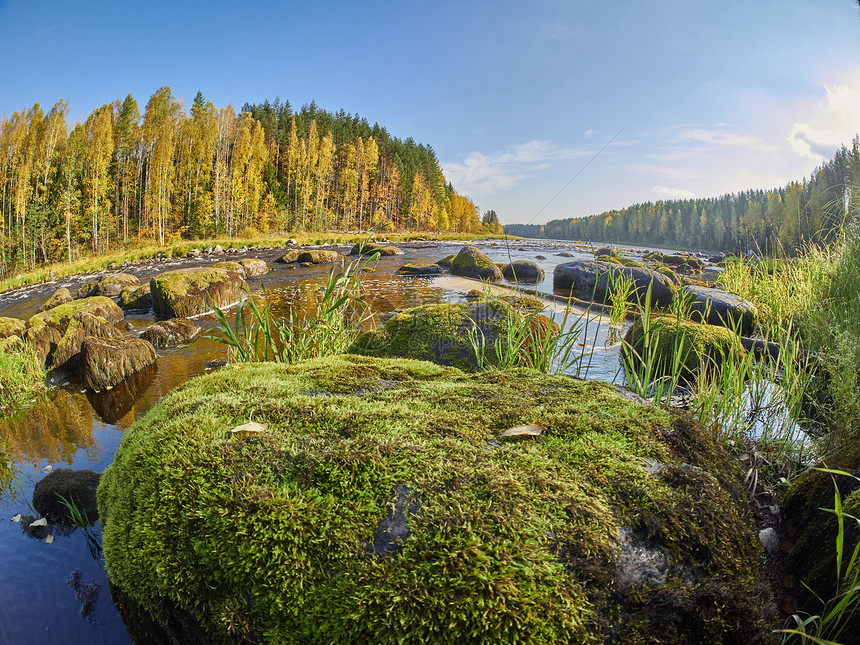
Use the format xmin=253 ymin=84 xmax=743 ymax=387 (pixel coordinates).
xmin=231 ymin=421 xmax=267 ymax=437
xmin=499 ymin=424 xmax=543 ymax=439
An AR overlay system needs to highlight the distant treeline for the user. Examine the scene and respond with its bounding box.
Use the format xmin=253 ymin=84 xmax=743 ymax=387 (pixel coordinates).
xmin=506 ymin=139 xmax=860 ymax=253
xmin=0 ymin=87 xmax=488 ymax=277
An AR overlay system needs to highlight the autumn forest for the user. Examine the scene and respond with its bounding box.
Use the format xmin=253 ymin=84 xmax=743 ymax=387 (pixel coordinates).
xmin=0 ymin=87 xmax=494 ymax=279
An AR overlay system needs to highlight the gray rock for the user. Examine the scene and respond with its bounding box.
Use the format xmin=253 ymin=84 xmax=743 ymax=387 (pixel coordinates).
xmin=682 ymin=285 xmax=758 ymax=335
xmin=553 ymin=260 xmax=674 ymax=307
xmin=501 ymin=260 xmax=544 ymax=283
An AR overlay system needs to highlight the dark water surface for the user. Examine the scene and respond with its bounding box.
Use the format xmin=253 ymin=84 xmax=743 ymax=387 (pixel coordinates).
xmin=0 ymin=238 xmax=671 ymax=643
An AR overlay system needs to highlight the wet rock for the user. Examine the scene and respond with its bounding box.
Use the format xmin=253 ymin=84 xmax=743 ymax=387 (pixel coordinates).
xmin=450 ymin=245 xmax=503 ymax=282
xmin=67 ymin=570 xmax=100 ymax=622
xmin=140 ymin=319 xmax=200 ymax=348
xmin=396 ymin=263 xmax=444 ymax=276
xmin=80 ymin=336 xmax=158 ymax=392
xmin=553 ymin=260 xmax=674 ymax=307
xmin=435 ymin=254 xmax=455 ymax=268
xmin=276 ymin=249 xmax=302 ymax=263
xmin=37 ymin=287 xmax=74 ymax=313
xmin=33 ymin=468 xmax=100 ymax=524
xmin=501 ymin=260 xmax=544 ymax=283
xmin=682 ymin=285 xmax=758 ymax=336
xmin=50 ymin=312 xmax=123 ymax=373
xmin=150 ymin=268 xmax=248 ymax=319
xmin=87 ymin=362 xmax=157 ymax=424
xmin=212 ymin=260 xmax=246 ymax=277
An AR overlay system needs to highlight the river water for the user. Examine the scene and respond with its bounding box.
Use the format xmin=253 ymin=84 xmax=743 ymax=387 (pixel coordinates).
xmin=0 ymin=238 xmax=668 ymax=644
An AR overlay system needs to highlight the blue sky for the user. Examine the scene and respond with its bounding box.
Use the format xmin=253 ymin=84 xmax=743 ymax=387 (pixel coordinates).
xmin=1 ymin=0 xmax=858 ymax=225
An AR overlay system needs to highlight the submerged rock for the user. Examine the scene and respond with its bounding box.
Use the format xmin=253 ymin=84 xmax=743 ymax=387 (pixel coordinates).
xmin=396 ymin=263 xmax=444 ymax=276
xmin=140 ymin=318 xmax=200 ymax=348
xmin=150 ymin=268 xmax=248 ymax=319
xmin=98 ymin=355 xmax=775 ymax=644
xmin=450 ymin=245 xmax=503 ymax=282
xmin=33 ymin=468 xmax=100 ymax=524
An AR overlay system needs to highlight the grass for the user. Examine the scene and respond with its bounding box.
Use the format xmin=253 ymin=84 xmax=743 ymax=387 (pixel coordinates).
xmin=0 ymin=344 xmax=47 ymax=414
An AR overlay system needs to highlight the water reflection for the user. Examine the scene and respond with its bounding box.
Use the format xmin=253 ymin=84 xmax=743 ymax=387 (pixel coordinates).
xmin=86 ymin=362 xmax=157 ymax=424
xmin=1 ymin=389 xmax=97 ymax=466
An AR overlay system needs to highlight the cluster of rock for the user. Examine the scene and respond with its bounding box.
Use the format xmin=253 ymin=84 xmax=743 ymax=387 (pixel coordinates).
xmin=1 ymin=261 xmax=266 ymax=396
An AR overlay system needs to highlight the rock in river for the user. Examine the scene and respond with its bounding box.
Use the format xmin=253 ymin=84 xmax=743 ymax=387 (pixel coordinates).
xmin=80 ymin=336 xmax=158 ymax=392
xmin=98 ymin=354 xmax=776 ymax=644
xmin=149 ymin=268 xmax=248 ymax=319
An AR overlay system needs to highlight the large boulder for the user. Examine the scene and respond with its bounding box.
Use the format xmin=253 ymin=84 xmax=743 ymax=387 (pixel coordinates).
xmin=349 ymin=301 xmax=556 ymax=371
xmin=150 ymin=268 xmax=248 ymax=319
xmin=276 ymin=249 xmax=302 ymax=263
xmin=140 ymin=319 xmax=200 ymax=348
xmin=296 ymin=250 xmax=347 ymax=265
xmin=553 ymin=260 xmax=674 ymax=308
xmin=33 ymin=468 xmax=100 ymax=525
xmin=450 ymin=245 xmax=503 ymax=282
xmin=36 ymin=287 xmax=74 ymax=313
xmin=50 ymin=312 xmax=123 ymax=373
xmin=501 ymin=260 xmax=545 ymax=283
xmin=98 ymin=355 xmax=775 ymax=645
xmin=622 ymin=313 xmax=744 ymax=378
xmin=80 ymin=336 xmax=158 ymax=392
xmin=682 ymin=286 xmax=758 ymax=336
xmin=95 ymin=273 xmax=140 ymax=297
xmin=238 ymin=258 xmax=268 ymax=277
xmin=212 ymin=260 xmax=246 ymax=276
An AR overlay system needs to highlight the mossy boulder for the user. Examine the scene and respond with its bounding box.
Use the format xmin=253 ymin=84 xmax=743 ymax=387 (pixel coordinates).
xmin=98 ymin=355 xmax=774 ymax=644
xmin=36 ymin=287 xmax=74 ymax=313
xmin=238 ymin=258 xmax=268 ymax=277
xmin=150 ymin=268 xmax=248 ymax=319
xmin=276 ymin=249 xmax=302 ymax=263
xmin=0 ymin=316 xmax=25 ymax=339
xmin=33 ymin=468 xmax=100 ymax=524
xmin=118 ymin=283 xmax=152 ymax=311
xmin=622 ymin=314 xmax=744 ymax=378
xmin=501 ymin=260 xmax=545 ymax=283
xmin=80 ymin=336 xmax=158 ymax=392
xmin=32 ymin=296 xmax=124 ymax=328
xmin=450 ymin=245 xmax=503 ymax=282
xmin=349 ymin=243 xmax=404 ymax=257
xmin=140 ymin=319 xmax=200 ymax=348
xmin=348 ymin=301 xmax=544 ymax=370
xmin=296 ymin=250 xmax=347 ymax=264
xmin=396 ymin=263 xmax=444 ymax=276
xmin=51 ymin=311 xmax=123 ymax=373
xmin=212 ymin=260 xmax=245 ymax=276
xmin=95 ymin=273 xmax=140 ymax=297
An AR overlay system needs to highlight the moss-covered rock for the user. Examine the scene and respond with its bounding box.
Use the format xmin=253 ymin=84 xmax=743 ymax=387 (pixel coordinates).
xmin=32 ymin=296 xmax=124 ymax=328
xmin=212 ymin=260 xmax=245 ymax=276
xmin=396 ymin=263 xmax=444 ymax=276
xmin=118 ymin=283 xmax=152 ymax=311
xmin=435 ymin=254 xmax=455 ymax=268
xmin=296 ymin=250 xmax=347 ymax=264
xmin=51 ymin=311 xmax=122 ymax=373
xmin=622 ymin=314 xmax=744 ymax=378
xmin=36 ymin=287 xmax=74 ymax=313
xmin=349 ymin=301 xmax=535 ymax=370
xmin=276 ymin=249 xmax=302 ymax=263
xmin=349 ymin=243 xmax=404 ymax=257
xmin=238 ymin=258 xmax=268 ymax=277
xmin=0 ymin=316 xmax=25 ymax=339
xmin=98 ymin=355 xmax=775 ymax=644
xmin=33 ymin=468 xmax=100 ymax=524
xmin=140 ymin=319 xmax=200 ymax=348
xmin=95 ymin=273 xmax=140 ymax=297
xmin=150 ymin=268 xmax=248 ymax=319
xmin=80 ymin=336 xmax=158 ymax=392
xmin=450 ymin=245 xmax=503 ymax=282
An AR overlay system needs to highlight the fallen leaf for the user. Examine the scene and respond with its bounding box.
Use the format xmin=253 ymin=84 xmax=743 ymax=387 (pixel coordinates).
xmin=45 ymin=535 xmax=54 ymax=544
xmin=231 ymin=421 xmax=267 ymax=437
xmin=10 ymin=514 xmax=21 ymax=523
xmin=499 ymin=424 xmax=543 ymax=438
xmin=30 ymin=517 xmax=48 ymax=527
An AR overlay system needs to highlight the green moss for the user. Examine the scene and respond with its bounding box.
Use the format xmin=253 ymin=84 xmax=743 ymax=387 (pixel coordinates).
xmin=623 ymin=314 xmax=744 ymax=377
xmin=212 ymin=260 xmax=244 ymax=274
xmin=31 ymin=296 xmax=124 ymax=327
xmin=436 ymin=254 xmax=455 ymax=268
xmin=98 ymin=355 xmax=772 ymax=644
xmin=349 ymin=301 xmax=523 ymax=370
xmin=150 ymin=268 xmax=248 ymax=318
xmin=0 ymin=316 xmax=25 ymax=339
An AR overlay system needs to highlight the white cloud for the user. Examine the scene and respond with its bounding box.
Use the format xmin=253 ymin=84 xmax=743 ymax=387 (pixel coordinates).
xmin=652 ymin=185 xmax=697 ymax=200
xmin=442 ymin=140 xmax=586 ymax=197
xmin=678 ymin=127 xmax=771 ymax=151
xmin=788 ymin=78 xmax=860 ymax=163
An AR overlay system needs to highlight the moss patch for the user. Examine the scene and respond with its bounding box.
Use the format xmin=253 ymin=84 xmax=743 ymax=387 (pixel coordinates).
xmin=0 ymin=316 xmax=25 ymax=339
xmin=150 ymin=268 xmax=248 ymax=318
xmin=99 ymin=355 xmax=773 ymax=644
xmin=450 ymin=245 xmax=503 ymax=282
